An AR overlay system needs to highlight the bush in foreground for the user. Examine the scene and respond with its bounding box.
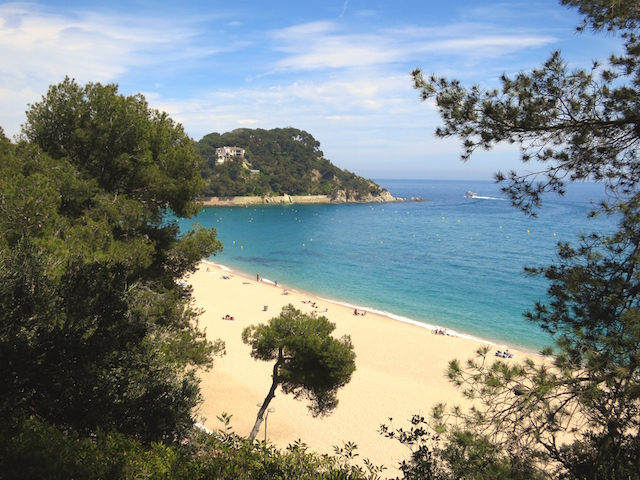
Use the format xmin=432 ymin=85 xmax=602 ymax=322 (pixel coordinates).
xmin=0 ymin=416 xmax=384 ymax=480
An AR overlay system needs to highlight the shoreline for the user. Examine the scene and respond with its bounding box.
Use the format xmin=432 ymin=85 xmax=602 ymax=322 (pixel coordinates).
xmin=205 ymin=259 xmax=542 ymax=357
xmin=197 ymin=192 xmax=417 ymax=207
xmin=188 ymin=260 xmax=545 ymax=475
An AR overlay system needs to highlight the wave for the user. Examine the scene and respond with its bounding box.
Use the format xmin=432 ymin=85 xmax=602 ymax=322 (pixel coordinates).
xmin=203 ymin=260 xmax=233 ymax=272
xmin=201 ymin=259 xmax=538 ymax=355
xmin=315 ymin=296 xmax=509 ymax=349
xmin=202 ymin=260 xmax=278 ymax=286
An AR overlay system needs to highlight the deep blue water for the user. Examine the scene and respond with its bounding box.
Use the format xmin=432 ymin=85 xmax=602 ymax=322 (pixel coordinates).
xmin=176 ymin=179 xmax=614 ymax=352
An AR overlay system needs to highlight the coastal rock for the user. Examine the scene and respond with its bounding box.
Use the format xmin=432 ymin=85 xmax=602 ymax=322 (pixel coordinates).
xmin=329 ymin=189 xmax=403 ymax=204
xmin=368 ymin=190 xmax=404 ymax=203
xmin=199 ymin=189 xmax=407 ymax=207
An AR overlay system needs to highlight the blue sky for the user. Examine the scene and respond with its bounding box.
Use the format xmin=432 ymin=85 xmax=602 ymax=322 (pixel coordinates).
xmin=0 ymin=1 xmax=621 ymax=179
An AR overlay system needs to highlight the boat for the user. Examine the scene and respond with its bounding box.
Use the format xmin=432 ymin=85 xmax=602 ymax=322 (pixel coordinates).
xmin=465 ymin=191 xmax=478 ymax=198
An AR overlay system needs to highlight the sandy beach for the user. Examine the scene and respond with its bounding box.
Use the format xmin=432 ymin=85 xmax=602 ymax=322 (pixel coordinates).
xmin=189 ymin=262 xmax=533 ymax=474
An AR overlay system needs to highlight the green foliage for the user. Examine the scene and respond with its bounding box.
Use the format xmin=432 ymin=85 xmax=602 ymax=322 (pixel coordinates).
xmin=23 ymin=77 xmax=205 ymax=217
xmin=0 ymin=233 xmax=211 ymax=444
xmin=190 ymin=433 xmax=378 ymax=480
xmin=0 ymin=79 xmax=224 ymax=446
xmin=380 ymin=415 xmax=448 ymax=480
xmin=381 ymin=413 xmax=547 ymax=480
xmin=561 ymin=0 xmax=640 ymax=32
xmin=0 ymin=78 xmax=373 ymax=479
xmin=242 ymin=305 xmax=356 ymax=439
xmin=391 ymin=1 xmax=640 ymax=478
xmin=196 ymin=127 xmax=386 ymax=200
xmin=412 ymin=0 xmax=640 ymax=215
xmin=0 ymin=416 xmax=191 ymax=479
xmin=0 ymin=416 xmax=381 ymax=480
xmin=523 ymin=199 xmax=640 ymax=478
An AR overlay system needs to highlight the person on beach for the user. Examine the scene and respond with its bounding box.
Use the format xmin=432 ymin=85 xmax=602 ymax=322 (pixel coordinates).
xmin=257 ymin=272 xmax=260 ymax=282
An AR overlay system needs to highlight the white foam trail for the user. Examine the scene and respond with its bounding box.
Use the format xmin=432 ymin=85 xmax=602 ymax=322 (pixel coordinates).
xmin=468 ymin=195 xmax=506 ymax=201
xmin=479 ymin=196 xmax=506 ymax=201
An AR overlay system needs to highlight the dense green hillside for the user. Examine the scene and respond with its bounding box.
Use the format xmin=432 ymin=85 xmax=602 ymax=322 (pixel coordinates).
xmin=196 ymin=127 xmax=387 ymax=200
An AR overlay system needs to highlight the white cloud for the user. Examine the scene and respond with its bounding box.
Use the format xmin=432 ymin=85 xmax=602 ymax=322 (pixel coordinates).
xmin=0 ymin=1 xmax=601 ymax=179
xmin=269 ymin=20 xmax=556 ymax=73
xmin=1 ymin=4 xmax=161 ymax=79
xmin=0 ymin=2 xmax=228 ymax=135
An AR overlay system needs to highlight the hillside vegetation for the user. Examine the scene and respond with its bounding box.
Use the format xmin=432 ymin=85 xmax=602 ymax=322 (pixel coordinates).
xmin=197 ymin=127 xmax=390 ymax=201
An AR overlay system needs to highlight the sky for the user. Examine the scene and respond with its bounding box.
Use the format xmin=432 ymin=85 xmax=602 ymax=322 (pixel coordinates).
xmin=0 ymin=1 xmax=622 ymax=180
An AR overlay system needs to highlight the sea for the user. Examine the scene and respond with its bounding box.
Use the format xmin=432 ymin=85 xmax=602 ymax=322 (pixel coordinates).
xmin=175 ymin=179 xmax=615 ymax=353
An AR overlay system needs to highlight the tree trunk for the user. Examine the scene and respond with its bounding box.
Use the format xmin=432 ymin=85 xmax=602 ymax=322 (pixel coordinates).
xmin=248 ymin=348 xmax=283 ymax=440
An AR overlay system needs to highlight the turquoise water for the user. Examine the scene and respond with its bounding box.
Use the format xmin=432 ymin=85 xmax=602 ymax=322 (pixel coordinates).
xmin=176 ymin=179 xmax=614 ymax=352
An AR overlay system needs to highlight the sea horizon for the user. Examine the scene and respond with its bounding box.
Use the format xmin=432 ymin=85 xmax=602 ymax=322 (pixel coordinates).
xmin=176 ymin=179 xmax=615 ymax=353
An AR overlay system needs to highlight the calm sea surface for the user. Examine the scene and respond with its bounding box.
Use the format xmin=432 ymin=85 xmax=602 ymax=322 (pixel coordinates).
xmin=176 ymin=179 xmax=614 ymax=352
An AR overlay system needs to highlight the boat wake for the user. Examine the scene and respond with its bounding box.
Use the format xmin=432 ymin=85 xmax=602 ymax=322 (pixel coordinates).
xmin=473 ymin=195 xmax=506 ymax=201
xmin=465 ymin=190 xmax=505 ymax=201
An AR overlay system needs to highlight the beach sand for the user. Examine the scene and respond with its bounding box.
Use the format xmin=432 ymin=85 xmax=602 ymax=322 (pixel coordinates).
xmin=188 ymin=262 xmax=531 ymax=475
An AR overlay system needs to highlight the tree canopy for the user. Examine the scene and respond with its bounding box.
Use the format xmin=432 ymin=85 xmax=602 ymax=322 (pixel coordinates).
xmin=0 ymin=78 xmax=224 ymax=444
xmin=23 ymin=77 xmax=204 ymax=218
xmin=242 ymin=305 xmax=356 ymax=440
xmin=395 ymin=0 xmax=640 ymax=478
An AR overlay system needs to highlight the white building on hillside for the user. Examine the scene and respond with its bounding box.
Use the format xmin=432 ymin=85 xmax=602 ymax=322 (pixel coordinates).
xmin=215 ymin=146 xmax=245 ymax=164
